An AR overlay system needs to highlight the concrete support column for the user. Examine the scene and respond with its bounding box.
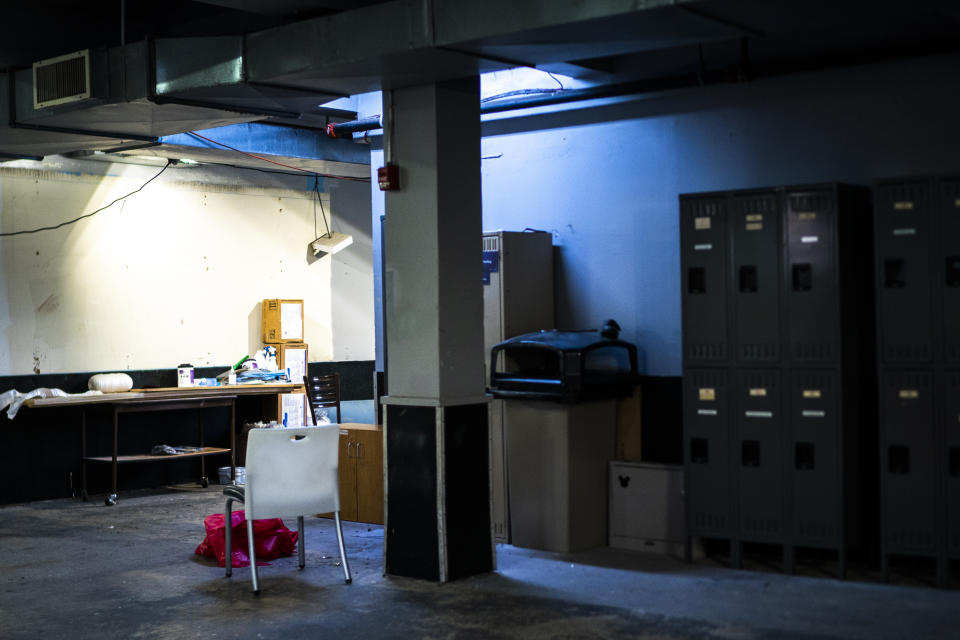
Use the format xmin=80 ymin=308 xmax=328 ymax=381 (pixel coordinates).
xmin=381 ymin=77 xmax=492 ymax=582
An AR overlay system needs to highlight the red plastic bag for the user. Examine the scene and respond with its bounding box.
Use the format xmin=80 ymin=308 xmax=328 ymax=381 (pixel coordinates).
xmin=195 ymin=510 xmax=298 ymax=568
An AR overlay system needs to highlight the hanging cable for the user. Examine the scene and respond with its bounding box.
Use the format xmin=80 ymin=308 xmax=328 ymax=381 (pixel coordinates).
xmin=313 ymin=175 xmax=331 ymax=238
xmin=0 ymin=160 xmax=172 ymax=237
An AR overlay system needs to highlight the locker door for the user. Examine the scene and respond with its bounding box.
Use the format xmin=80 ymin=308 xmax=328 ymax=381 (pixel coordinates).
xmin=789 ymin=370 xmax=841 ymax=548
xmin=944 ymin=371 xmax=960 ymax=558
xmin=680 ymin=195 xmax=730 ymax=365
xmin=731 ymin=191 xmax=781 ymax=365
xmin=784 ymin=189 xmax=840 ymax=365
xmin=683 ymin=369 xmax=731 ymax=537
xmin=875 ymin=181 xmax=935 ymax=364
xmin=736 ymin=369 xmax=784 ymax=543
xmin=938 ymin=178 xmax=960 ymax=365
xmin=881 ymin=371 xmax=936 ymax=554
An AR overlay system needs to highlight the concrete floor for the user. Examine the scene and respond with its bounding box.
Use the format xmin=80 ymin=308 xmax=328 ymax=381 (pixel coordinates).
xmin=1 ymin=487 xmax=958 ymax=640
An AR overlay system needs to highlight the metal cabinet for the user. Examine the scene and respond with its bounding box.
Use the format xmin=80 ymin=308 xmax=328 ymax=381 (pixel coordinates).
xmin=944 ymin=371 xmax=960 ymax=559
xmin=880 ymin=371 xmax=936 ymax=555
xmin=735 ymin=369 xmax=784 ymax=543
xmin=680 ymin=194 xmax=731 ymax=365
xmin=788 ymin=370 xmax=842 ymax=548
xmin=874 ymin=180 xmax=936 ymax=365
xmin=731 ymin=191 xmax=781 ymax=365
xmin=683 ymin=369 xmax=731 ymax=538
xmin=482 ymin=230 xmax=554 ymax=543
xmin=938 ymin=179 xmax=960 ymax=365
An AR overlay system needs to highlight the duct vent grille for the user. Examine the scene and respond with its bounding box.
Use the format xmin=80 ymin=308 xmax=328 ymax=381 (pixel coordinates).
xmin=33 ymin=49 xmax=90 ymax=109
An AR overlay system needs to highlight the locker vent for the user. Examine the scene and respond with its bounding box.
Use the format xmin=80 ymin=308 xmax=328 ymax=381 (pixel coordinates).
xmin=794 ymin=342 xmax=835 ymax=361
xmin=788 ymin=193 xmax=831 ymax=216
xmin=740 ymin=343 xmax=778 ymax=361
xmin=795 ymin=372 xmax=834 ymax=390
xmin=33 ymin=49 xmax=90 ymax=108
xmin=744 ymin=372 xmax=778 ymax=389
xmin=690 ymin=343 xmax=727 ymax=361
xmin=888 ymin=371 xmax=931 ymax=390
xmin=744 ymin=517 xmax=780 ymax=536
xmin=691 ymin=371 xmax=725 ymax=388
xmin=884 ymin=344 xmax=932 ymax=363
xmin=948 ymin=344 xmax=960 ymax=363
xmin=890 ymin=528 xmax=934 ymax=550
xmin=798 ymin=520 xmax=835 ymax=542
xmin=693 ymin=512 xmax=727 ymax=531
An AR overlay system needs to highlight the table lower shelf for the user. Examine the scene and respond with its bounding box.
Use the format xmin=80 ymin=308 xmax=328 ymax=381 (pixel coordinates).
xmin=83 ymin=447 xmax=230 ymax=464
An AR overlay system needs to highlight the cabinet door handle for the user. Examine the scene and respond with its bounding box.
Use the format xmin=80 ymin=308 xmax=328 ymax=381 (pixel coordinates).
xmin=346 ymin=442 xmax=354 ymax=458
xmin=356 ymin=442 xmax=363 ymax=459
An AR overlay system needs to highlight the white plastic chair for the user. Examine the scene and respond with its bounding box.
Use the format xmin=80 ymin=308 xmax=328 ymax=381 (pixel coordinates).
xmin=223 ymin=425 xmax=351 ymax=593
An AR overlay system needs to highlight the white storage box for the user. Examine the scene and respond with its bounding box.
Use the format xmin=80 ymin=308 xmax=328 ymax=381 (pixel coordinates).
xmin=608 ymin=461 xmax=685 ymax=556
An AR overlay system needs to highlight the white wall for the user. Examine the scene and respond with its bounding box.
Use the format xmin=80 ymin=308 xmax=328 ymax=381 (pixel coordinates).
xmin=0 ymin=157 xmax=374 ymax=376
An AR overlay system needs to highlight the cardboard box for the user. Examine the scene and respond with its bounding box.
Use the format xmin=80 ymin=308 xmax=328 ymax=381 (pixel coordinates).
xmin=262 ymin=299 xmax=304 ymax=343
xmin=266 ymin=342 xmax=308 ymax=386
xmin=615 ymin=384 xmax=642 ymax=461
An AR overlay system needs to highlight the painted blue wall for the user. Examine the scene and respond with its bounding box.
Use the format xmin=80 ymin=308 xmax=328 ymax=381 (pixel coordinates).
xmin=479 ymin=52 xmax=960 ymax=376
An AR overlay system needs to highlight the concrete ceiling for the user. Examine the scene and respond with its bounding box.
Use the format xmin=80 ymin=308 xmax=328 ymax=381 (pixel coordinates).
xmin=0 ymin=0 xmax=957 ymax=168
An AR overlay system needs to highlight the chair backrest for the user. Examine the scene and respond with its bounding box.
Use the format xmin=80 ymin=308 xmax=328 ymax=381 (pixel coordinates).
xmin=304 ymin=373 xmax=341 ymax=424
xmin=244 ymin=425 xmax=340 ymax=519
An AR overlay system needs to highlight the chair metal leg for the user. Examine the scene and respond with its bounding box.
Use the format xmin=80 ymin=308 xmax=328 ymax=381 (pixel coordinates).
xmin=247 ymin=518 xmax=259 ymax=593
xmin=224 ymin=498 xmax=234 ymax=578
xmin=334 ymin=511 xmax=352 ymax=584
xmin=297 ymin=515 xmax=306 ymax=570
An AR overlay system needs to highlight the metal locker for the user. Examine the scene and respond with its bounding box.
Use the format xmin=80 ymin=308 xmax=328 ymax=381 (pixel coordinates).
xmin=880 ymin=370 xmax=936 ymax=555
xmin=679 ymin=194 xmax=730 ymax=365
xmin=783 ymin=188 xmax=840 ymax=365
xmin=938 ymin=178 xmax=960 ymax=365
xmin=944 ymin=371 xmax=960 ymax=559
xmin=731 ymin=191 xmax=781 ymax=365
xmin=683 ymin=369 xmax=731 ymax=537
xmin=735 ymin=369 xmax=784 ymax=543
xmin=875 ymin=181 xmax=936 ymax=365
xmin=788 ymin=370 xmax=842 ymax=548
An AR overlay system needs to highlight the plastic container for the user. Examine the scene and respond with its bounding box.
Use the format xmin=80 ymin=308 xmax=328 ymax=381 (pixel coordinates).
xmin=218 ymin=466 xmax=246 ymax=485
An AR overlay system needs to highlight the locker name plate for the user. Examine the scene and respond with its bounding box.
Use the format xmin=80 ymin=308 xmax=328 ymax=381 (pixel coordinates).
xmin=749 ymin=388 xmax=767 ymax=397
xmin=745 ymin=214 xmax=764 ymax=221
xmin=698 ymin=388 xmax=716 ymax=401
xmin=797 ymin=212 xmax=817 ymax=220
xmin=899 ymin=389 xmax=919 ymax=399
xmin=893 ymin=228 xmax=916 ymax=236
xmin=697 ymin=408 xmax=718 ymax=416
xmin=694 ymin=216 xmax=712 ymax=229
xmin=802 ymin=389 xmax=822 ymax=398
xmin=694 ymin=243 xmax=713 ymax=251
xmin=746 ymin=222 xmax=763 ymax=231
xmin=801 ymin=236 xmax=819 ymax=244
xmin=745 ymin=410 xmax=773 ymax=418
xmin=802 ymin=410 xmax=826 ymax=418
xmin=893 ymin=201 xmax=914 ymax=210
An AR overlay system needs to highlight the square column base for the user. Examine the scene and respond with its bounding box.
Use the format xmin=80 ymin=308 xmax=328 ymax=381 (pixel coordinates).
xmin=385 ymin=402 xmax=492 ymax=582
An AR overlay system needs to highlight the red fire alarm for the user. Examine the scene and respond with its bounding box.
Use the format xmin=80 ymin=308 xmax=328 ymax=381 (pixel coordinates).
xmin=378 ymin=164 xmax=399 ymax=191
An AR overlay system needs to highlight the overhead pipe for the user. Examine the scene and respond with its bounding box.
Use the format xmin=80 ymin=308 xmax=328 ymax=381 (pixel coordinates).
xmin=324 ymin=68 xmax=736 ymax=137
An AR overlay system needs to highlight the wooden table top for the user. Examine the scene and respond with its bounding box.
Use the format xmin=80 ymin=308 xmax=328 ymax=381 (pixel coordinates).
xmin=26 ymin=382 xmax=305 ymax=408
